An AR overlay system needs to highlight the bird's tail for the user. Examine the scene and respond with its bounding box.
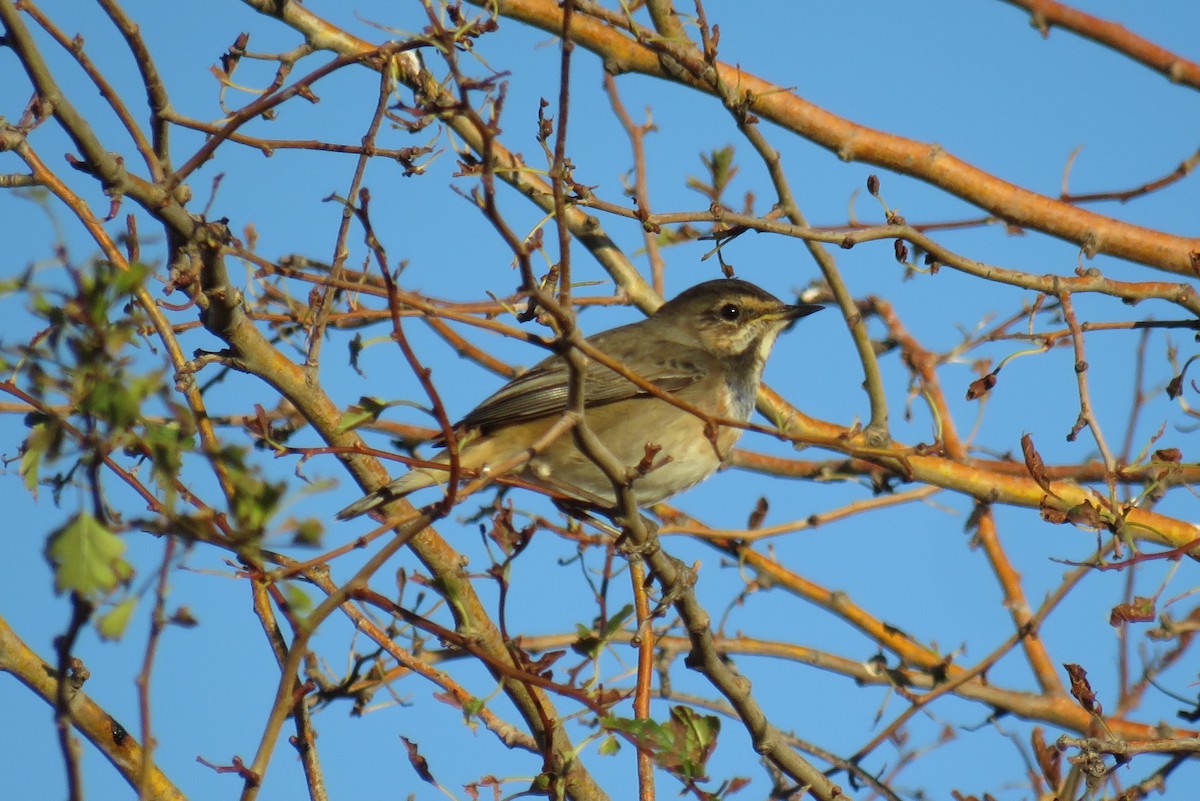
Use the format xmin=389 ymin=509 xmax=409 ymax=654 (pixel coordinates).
xmin=335 ymin=469 xmax=441 ymax=520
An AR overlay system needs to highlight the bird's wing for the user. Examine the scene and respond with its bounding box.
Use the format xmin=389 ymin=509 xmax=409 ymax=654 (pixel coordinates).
xmin=458 ymin=324 xmax=708 ymax=432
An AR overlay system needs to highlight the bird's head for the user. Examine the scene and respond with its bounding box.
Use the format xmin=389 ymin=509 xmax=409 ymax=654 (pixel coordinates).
xmin=652 ymin=278 xmax=822 ymax=360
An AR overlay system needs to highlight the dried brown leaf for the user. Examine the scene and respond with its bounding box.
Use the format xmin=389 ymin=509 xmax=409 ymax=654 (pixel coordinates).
xmin=1021 ymin=433 xmax=1056 ymax=497
xmin=400 ymin=736 xmax=436 ymax=784
xmin=1031 ymin=726 xmax=1061 ymax=788
xmin=1063 ymin=663 xmax=1102 ymax=715
xmin=1109 ymin=596 xmax=1156 ymax=627
xmin=1065 ymin=500 xmax=1104 ymax=529
xmin=747 ymin=496 xmax=769 ymax=530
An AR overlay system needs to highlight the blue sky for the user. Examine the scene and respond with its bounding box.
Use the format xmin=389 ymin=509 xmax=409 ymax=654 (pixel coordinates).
xmin=3 ymin=2 xmax=1200 ymax=799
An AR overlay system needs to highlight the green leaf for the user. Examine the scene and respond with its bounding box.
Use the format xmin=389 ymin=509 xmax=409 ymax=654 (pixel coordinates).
xmin=288 ymin=517 xmax=325 ymax=547
xmin=20 ymin=423 xmax=48 ymax=494
xmin=572 ymin=623 xmax=602 ymax=659
xmin=461 ymin=697 xmax=485 ymax=719
xmin=604 ymin=715 xmax=664 ymax=744
xmin=601 ymin=604 xmax=635 ymax=640
xmin=661 ymin=705 xmax=720 ymax=781
xmin=219 ymin=444 xmax=286 ymax=535
xmin=143 ymin=419 xmax=194 ymax=500
xmin=112 ymin=261 xmax=149 ymax=298
xmin=45 ymin=512 xmax=134 ymax=596
xmin=337 ymin=395 xmax=391 ymax=433
xmin=283 ymin=583 xmax=313 ymax=615
xmin=83 ymin=373 xmax=145 ymax=430
xmin=572 ymin=606 xmax=635 ymax=659
xmin=97 ymin=597 xmax=138 ymax=641
xmin=598 ymin=735 xmax=621 ymax=756
xmin=604 ymin=706 xmax=720 ymax=783
xmin=20 ymin=417 xmax=66 ymax=496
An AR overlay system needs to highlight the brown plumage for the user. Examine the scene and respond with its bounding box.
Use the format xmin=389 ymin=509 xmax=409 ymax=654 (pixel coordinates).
xmin=336 ymin=279 xmax=821 ymax=520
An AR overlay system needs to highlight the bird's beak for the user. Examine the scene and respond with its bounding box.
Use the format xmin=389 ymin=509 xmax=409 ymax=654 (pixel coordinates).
xmin=776 ymin=303 xmax=823 ymax=331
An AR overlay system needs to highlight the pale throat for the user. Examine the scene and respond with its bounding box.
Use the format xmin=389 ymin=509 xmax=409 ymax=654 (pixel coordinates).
xmin=726 ymin=327 xmax=781 ymax=421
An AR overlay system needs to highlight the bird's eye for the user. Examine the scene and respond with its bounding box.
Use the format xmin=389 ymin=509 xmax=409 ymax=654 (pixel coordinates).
xmin=719 ymin=303 xmax=741 ymax=321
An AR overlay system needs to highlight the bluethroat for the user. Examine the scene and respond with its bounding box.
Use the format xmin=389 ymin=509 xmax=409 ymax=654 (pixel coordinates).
xmin=336 ymin=278 xmax=821 ymax=520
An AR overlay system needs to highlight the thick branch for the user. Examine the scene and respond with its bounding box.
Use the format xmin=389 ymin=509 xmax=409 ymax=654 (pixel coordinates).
xmin=999 ymin=0 xmax=1200 ymax=91
xmin=476 ymin=0 xmax=1200 ymax=277
xmin=0 ymin=614 xmax=186 ymax=801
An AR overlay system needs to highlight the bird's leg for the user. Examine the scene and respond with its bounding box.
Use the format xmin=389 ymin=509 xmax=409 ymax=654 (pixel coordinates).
xmin=649 ymin=553 xmax=696 ymax=619
xmin=610 ymin=513 xmax=662 ymax=559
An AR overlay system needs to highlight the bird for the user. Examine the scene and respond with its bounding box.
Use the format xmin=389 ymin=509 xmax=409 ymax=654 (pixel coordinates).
xmin=336 ymin=278 xmax=821 ymax=520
